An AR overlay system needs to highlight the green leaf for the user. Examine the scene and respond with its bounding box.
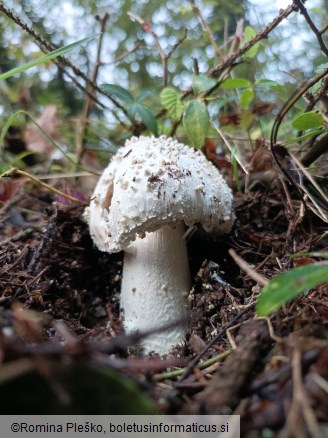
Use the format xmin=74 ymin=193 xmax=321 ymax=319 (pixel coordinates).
xmin=160 ymin=87 xmax=184 ymax=121
xmin=255 ymin=79 xmax=277 ymax=87
xmin=0 ymin=162 xmax=12 ymax=174
xmin=315 ymin=62 xmax=328 ymax=73
xmin=192 ymin=74 xmax=217 ymax=94
xmin=243 ymin=26 xmax=260 ymax=59
xmin=240 ymin=88 xmax=255 ymax=109
xmin=283 ymin=128 xmax=325 ymax=146
xmin=291 ymin=251 xmax=328 ymax=260
xmin=183 ymin=100 xmax=210 ymax=149
xmin=0 ymin=362 xmax=157 ymax=414
xmin=308 ymin=82 xmax=322 ymax=94
xmin=136 ymin=104 xmax=158 ymax=135
xmin=127 ymin=102 xmax=138 ymax=119
xmin=0 ymin=110 xmax=26 ymax=157
xmin=101 ymin=84 xmax=134 ymax=103
xmin=256 ymin=262 xmax=328 ymax=316
xmin=11 ymin=150 xmax=35 ymax=167
xmin=240 ymin=109 xmax=255 ymax=130
xmin=129 ymin=103 xmax=158 ymax=135
xmin=220 ymin=78 xmax=251 ymax=89
xmin=255 ymin=79 xmax=285 ymax=93
xmin=211 ymin=95 xmax=237 ymax=110
xmin=291 ymin=111 xmax=324 ymax=130
xmin=136 ymin=89 xmax=153 ymax=103
xmin=0 ymin=35 xmax=98 ymax=81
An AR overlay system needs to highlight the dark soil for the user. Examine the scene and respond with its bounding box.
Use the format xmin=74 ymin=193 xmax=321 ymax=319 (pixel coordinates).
xmin=1 ymin=178 xmax=328 ymax=437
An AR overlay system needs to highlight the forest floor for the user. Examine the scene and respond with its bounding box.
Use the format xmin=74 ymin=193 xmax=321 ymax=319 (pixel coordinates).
xmin=0 ymin=168 xmax=328 ymax=437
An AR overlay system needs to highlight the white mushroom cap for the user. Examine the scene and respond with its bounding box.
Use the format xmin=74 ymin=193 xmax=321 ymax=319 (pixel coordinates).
xmin=85 ymin=136 xmax=234 ymax=253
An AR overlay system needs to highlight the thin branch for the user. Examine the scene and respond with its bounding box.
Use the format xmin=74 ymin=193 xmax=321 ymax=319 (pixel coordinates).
xmin=228 ymin=249 xmax=269 ymax=286
xmin=0 ymin=4 xmax=100 ymax=103
xmin=178 ymin=303 xmax=255 ymax=382
xmin=271 ymin=68 xmax=328 ymax=148
xmin=293 ymin=0 xmax=328 ymax=56
xmin=0 ymin=4 xmax=129 ymax=117
xmin=176 ymin=3 xmax=299 ymax=103
xmin=188 ymin=0 xmax=224 ymax=61
xmin=167 ymin=28 xmax=188 ymax=58
xmin=155 ymin=3 xmax=299 ymax=135
xmin=285 ymin=347 xmax=322 ymax=438
xmin=320 ymin=23 xmax=328 ymax=35
xmin=1 ymin=168 xmax=87 ymax=205
xmin=211 ymin=123 xmax=249 ymax=174
xmin=154 ymin=350 xmax=232 ymax=381
xmin=289 ymin=151 xmax=328 ymax=222
xmin=127 ymin=12 xmax=187 ymax=88
xmin=269 ymin=74 xmax=328 ymax=214
xmin=110 ymin=43 xmax=142 ymax=64
xmin=76 ymin=13 xmax=109 ymax=163
xmin=301 ymin=132 xmax=328 ymax=167
xmin=1 ymin=1 xmax=304 ymax=139
xmin=305 ymin=75 xmax=328 ymax=117
xmin=128 ymin=12 xmax=167 ymax=87
xmin=208 ymin=3 xmax=298 ymax=78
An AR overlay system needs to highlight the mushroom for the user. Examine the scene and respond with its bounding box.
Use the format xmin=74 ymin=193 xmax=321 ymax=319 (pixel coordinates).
xmin=84 ymin=136 xmax=234 ymax=355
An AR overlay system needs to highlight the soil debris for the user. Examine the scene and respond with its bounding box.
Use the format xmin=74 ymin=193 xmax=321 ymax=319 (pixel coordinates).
xmin=0 ymin=183 xmax=328 ymax=436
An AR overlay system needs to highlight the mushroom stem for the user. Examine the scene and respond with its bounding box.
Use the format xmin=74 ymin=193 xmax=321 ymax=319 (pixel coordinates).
xmin=120 ymin=222 xmax=191 ymax=355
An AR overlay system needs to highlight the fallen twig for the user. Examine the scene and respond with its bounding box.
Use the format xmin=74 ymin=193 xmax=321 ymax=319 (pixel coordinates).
xmin=228 ymin=248 xmax=269 ymax=286
xmin=178 ymin=303 xmax=255 ymax=382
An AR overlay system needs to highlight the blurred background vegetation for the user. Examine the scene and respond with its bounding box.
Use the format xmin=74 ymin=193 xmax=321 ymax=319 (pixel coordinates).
xmin=0 ymin=0 xmax=327 ymax=177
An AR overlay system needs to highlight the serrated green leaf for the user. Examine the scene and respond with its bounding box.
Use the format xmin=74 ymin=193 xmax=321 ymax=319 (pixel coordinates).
xmin=101 ymin=84 xmax=134 ymax=103
xmin=192 ymin=74 xmax=217 ymax=94
xmin=0 ymin=35 xmax=98 ymax=81
xmin=136 ymin=89 xmax=153 ymax=103
xmin=291 ymin=111 xmax=324 ymax=130
xmin=134 ymin=103 xmax=158 ymax=135
xmin=243 ymin=26 xmax=260 ymax=59
xmin=240 ymin=88 xmax=254 ymax=109
xmin=220 ymin=78 xmax=251 ymax=89
xmin=256 ymin=262 xmax=328 ymax=316
xmin=183 ymin=100 xmax=210 ymax=149
xmin=160 ymin=87 xmax=184 ymax=121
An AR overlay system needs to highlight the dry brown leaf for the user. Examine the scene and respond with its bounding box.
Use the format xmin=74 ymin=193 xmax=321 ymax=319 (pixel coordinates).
xmin=24 ymin=105 xmax=61 ymax=156
xmin=0 ymin=180 xmax=19 ymax=202
xmin=12 ymin=302 xmax=51 ymax=342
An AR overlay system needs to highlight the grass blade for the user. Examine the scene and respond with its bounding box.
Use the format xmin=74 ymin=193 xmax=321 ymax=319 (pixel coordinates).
xmin=256 ymin=262 xmax=328 ymax=316
xmin=0 ymin=35 xmax=97 ymax=81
